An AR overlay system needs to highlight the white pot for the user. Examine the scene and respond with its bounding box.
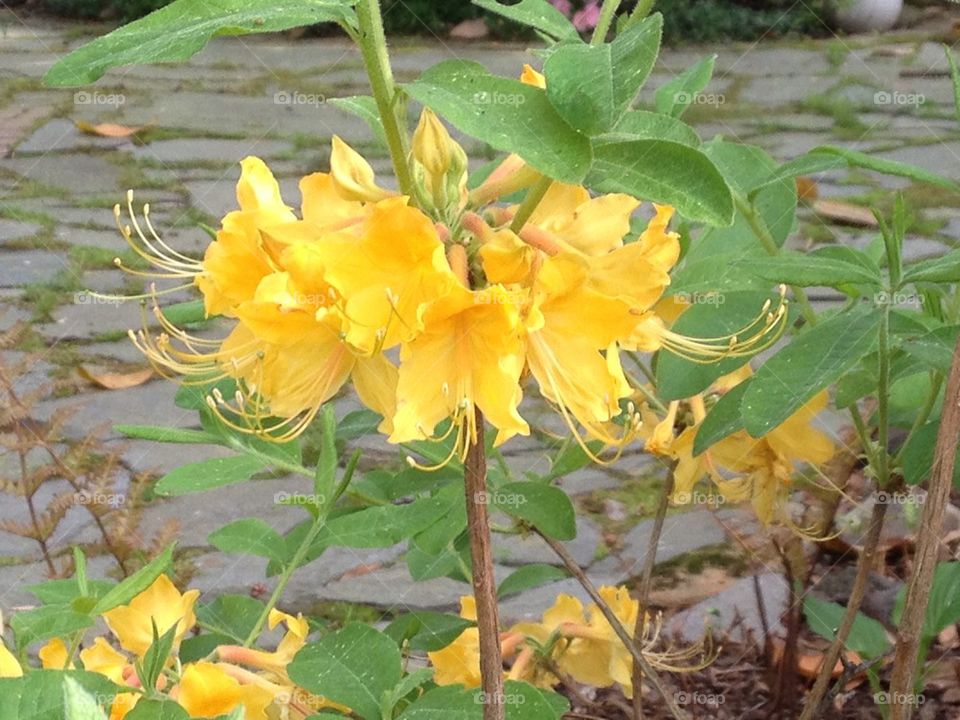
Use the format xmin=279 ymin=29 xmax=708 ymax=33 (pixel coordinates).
xmin=828 ymin=0 xmax=903 ymax=33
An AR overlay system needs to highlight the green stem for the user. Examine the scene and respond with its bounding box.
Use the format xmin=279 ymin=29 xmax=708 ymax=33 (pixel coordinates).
xmin=734 ymin=194 xmax=817 ymax=325
xmin=355 ymin=0 xmax=414 ymax=198
xmin=630 ymin=0 xmax=657 ymax=21
xmin=591 ymin=0 xmax=623 ymax=43
xmin=876 ymin=304 xmax=892 ymax=488
xmin=509 ymin=175 xmax=553 ymax=233
xmin=243 ymin=516 xmax=327 ymax=647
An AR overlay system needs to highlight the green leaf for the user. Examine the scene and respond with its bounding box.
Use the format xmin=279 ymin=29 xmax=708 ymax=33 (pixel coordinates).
xmin=159 ymin=299 xmax=206 ymax=326
xmin=389 ymin=668 xmax=435 ymax=707
xmin=472 ymin=0 xmax=577 ymax=40
xmin=208 ymin=518 xmax=287 ymax=564
xmin=655 ymin=54 xmax=716 ymax=118
xmin=314 ymin=406 xmax=338 ymax=508
xmin=903 ymin=249 xmax=960 ymax=284
xmin=493 ymin=482 xmax=575 ymax=540
xmin=947 ymin=45 xmax=960 ymax=125
xmin=289 ymin=623 xmax=402 ymax=720
xmin=336 ymin=409 xmax=382 ymax=442
xmin=397 ymin=685 xmax=480 ymax=720
xmin=91 ymin=544 xmax=175 ymax=615
xmin=893 ymin=562 xmax=960 ymax=640
xmin=323 ymin=492 xmax=459 ymax=548
xmin=901 ymin=325 xmax=960 ymax=372
xmin=898 ymin=421 xmax=960 ymax=486
xmin=655 ymin=291 xmax=775 ymax=401
xmin=502 ymin=681 xmax=570 ymax=719
xmin=497 ymin=564 xmax=569 ymax=598
xmin=602 ymin=109 xmax=700 ymax=147
xmin=11 ymin=605 xmax=92 ymax=647
xmin=743 ymin=306 xmax=880 ymax=436
xmin=804 ymin=597 xmax=891 ymax=660
xmin=174 ymin=376 xmax=236 ymax=410
xmin=328 ymin=96 xmax=387 ymax=148
xmin=136 ymin=623 xmax=180 ymax=698
xmin=543 ymin=14 xmax=662 ymax=136
xmin=405 ymin=60 xmax=592 ymax=184
xmin=692 ymin=380 xmax=750 ymax=456
xmin=63 ymin=677 xmax=108 ymax=720
xmin=196 ymin=595 xmax=266 ymax=643
xmin=17 ymin=671 xmax=118 ymax=720
xmin=384 ymin=611 xmax=475 ymax=652
xmin=114 ymin=424 xmax=219 ymax=444
xmin=125 ymin=700 xmax=191 ymax=720
xmin=587 ymin=140 xmax=733 ymax=226
xmin=0 ymin=679 xmax=22 ymax=718
xmin=738 ymin=252 xmax=881 ymax=288
xmin=26 ymin=578 xmax=114 ymax=606
xmin=154 ymin=455 xmax=266 ymax=496
xmin=45 ymin=0 xmax=357 ymax=86
xmin=541 ymin=437 xmax=602 ymax=481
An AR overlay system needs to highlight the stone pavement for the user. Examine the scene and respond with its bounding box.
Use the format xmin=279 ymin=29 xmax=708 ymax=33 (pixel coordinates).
xmin=1 ymin=10 xmax=959 ymax=627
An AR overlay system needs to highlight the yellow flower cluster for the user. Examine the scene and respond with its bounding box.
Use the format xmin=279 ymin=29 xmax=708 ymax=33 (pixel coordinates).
xmin=1 ymin=575 xmax=336 ymax=719
xmin=121 ymin=126 xmax=687 ymax=460
xmin=640 ymin=367 xmax=836 ymax=524
xmin=429 ymin=587 xmax=708 ymax=697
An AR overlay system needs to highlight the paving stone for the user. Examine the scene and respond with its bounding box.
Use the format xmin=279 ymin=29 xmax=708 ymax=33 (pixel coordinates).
xmin=43 ymin=298 xmax=153 ymax=341
xmin=0 ymin=218 xmax=42 ymax=244
xmin=499 ymin=574 xmax=619 ymax=624
xmin=592 ymin=509 xmax=727 ymax=580
xmin=668 ymin=573 xmax=789 ymax=646
xmin=0 ymin=250 xmax=68 ymax=287
xmin=0 ymin=304 xmax=29 ymax=333
xmin=128 ymin=138 xmax=291 ymax=164
xmin=876 ymin=142 xmax=960 ymax=179
xmin=0 ymin=154 xmax=123 ymax=196
xmin=0 ymin=562 xmax=63 ymax=608
xmin=14 ymin=118 xmax=131 ymax=155
xmin=186 ymin=175 xmax=301 ymax=219
xmin=555 ymin=467 xmax=623 ymax=496
xmin=739 ymin=75 xmax=825 ymax=106
xmin=492 ymin=516 xmax=603 ymax=568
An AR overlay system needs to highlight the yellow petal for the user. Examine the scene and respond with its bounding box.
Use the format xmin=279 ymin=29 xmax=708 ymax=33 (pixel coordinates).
xmin=330 ymin=136 xmax=394 ymax=203
xmin=520 ymin=64 xmax=546 ymax=88
xmin=174 ymin=662 xmax=272 ymax=720
xmin=102 ymin=574 xmax=199 ymax=657
xmin=352 ymin=353 xmax=399 ymax=435
xmin=39 ymin=637 xmax=70 ymax=670
xmin=0 ymin=639 xmax=22 ymax=678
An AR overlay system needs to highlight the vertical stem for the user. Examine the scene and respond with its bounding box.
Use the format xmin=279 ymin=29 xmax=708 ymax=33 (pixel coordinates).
xmin=509 ymin=175 xmax=553 ymax=234
xmin=630 ymin=0 xmax=657 ymax=21
xmin=355 ymin=0 xmax=414 ymax=198
xmin=591 ymin=0 xmax=623 ymax=43
xmin=465 ymin=408 xmax=505 ymax=720
xmin=632 ymin=462 xmax=676 ymax=720
xmin=888 ymin=337 xmax=960 ymax=720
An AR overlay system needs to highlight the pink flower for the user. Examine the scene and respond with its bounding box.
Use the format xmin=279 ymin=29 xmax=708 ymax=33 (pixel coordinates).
xmin=550 ymin=0 xmax=573 ymax=17
xmin=573 ymin=0 xmax=601 ymax=32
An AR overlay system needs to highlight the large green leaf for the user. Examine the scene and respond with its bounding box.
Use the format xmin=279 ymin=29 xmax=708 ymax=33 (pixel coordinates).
xmin=498 ymin=564 xmax=569 ymax=598
xmin=804 ymin=597 xmax=891 ymax=660
xmin=901 ymin=325 xmax=960 ymax=372
xmin=602 ymin=109 xmax=700 ymax=147
xmin=472 ymin=0 xmax=577 ymax=40
xmin=493 ymin=482 xmax=575 ymax=540
xmin=126 ymin=700 xmax=191 ymax=720
xmin=384 ymin=611 xmax=474 ymax=651
xmin=45 ymin=0 xmax=357 ymax=86
xmin=196 ymin=595 xmax=266 ymax=642
xmin=692 ymin=380 xmax=750 ymax=456
xmin=154 ymin=455 xmax=267 ymax=496
xmin=742 ymin=306 xmax=880 ymax=436
xmin=208 ymin=518 xmax=288 ymax=564
xmin=323 ymin=492 xmax=459 ymax=548
xmin=16 ymin=672 xmax=118 ymax=720
xmin=587 ymin=140 xmax=733 ymax=226
xmin=11 ymin=605 xmax=93 ymax=647
xmin=406 ymin=60 xmax=592 ymax=184
xmin=898 ymin=421 xmax=960 ymax=486
xmin=892 ymin=562 xmax=960 ymax=640
xmin=655 ymin=54 xmax=716 ymax=118
xmin=63 ymin=678 xmax=108 ymax=720
xmin=289 ymin=623 xmax=402 ymax=720
xmin=903 ymin=249 xmax=960 ymax=284
xmin=655 ymin=291 xmax=775 ymax=401
xmin=738 ymin=252 xmax=882 ymax=288
xmin=543 ymin=14 xmax=662 ymax=136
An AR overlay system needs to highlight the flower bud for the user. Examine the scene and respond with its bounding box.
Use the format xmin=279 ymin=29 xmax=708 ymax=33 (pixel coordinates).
xmin=412 ymin=108 xmax=452 ymax=177
xmin=330 ymin=136 xmax=394 ymax=203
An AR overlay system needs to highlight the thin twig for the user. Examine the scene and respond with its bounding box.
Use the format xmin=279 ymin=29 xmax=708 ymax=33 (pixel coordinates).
xmin=633 ymin=461 xmax=676 ymax=720
xmin=799 ymin=500 xmax=888 ymax=720
xmin=535 ymin=528 xmax=690 ymax=720
xmin=888 ymin=336 xmax=960 ymax=720
xmin=466 ymin=409 xmax=505 ymax=720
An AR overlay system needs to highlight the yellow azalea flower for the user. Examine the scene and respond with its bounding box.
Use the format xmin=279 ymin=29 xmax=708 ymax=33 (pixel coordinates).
xmin=428 ymin=596 xmax=482 ymax=688
xmin=103 ymin=574 xmax=199 ymax=657
xmin=0 ymin=635 xmax=22 ymax=678
xmin=39 ymin=637 xmax=71 ymax=669
xmin=173 ymin=662 xmax=273 ymax=720
xmin=320 ymin=197 xmax=458 ymax=353
xmin=520 ymin=63 xmax=546 ymax=88
xmin=217 ymin=609 xmax=309 ymax=678
xmin=78 ymin=638 xmax=142 ymax=720
xmin=391 ymin=283 xmax=529 ymax=452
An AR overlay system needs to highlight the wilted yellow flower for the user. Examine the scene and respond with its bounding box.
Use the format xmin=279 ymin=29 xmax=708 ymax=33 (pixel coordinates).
xmin=102 ymin=574 xmax=199 ymax=657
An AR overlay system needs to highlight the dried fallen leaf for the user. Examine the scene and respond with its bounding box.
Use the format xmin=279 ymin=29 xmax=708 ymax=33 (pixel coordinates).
xmin=75 ymin=120 xmax=149 ymax=138
xmin=796 ymin=176 xmax=819 ymax=201
xmin=812 ymin=199 xmax=878 ymax=227
xmin=78 ymin=366 xmax=153 ymax=390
